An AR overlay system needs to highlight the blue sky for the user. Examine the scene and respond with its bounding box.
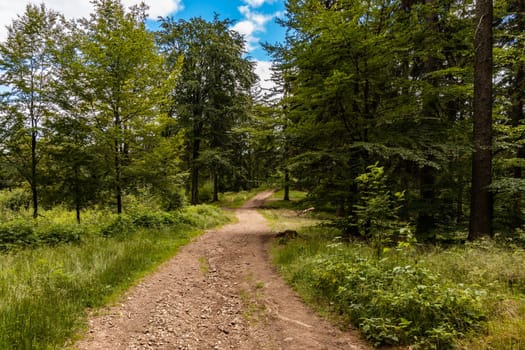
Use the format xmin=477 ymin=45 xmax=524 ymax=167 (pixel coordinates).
xmin=164 ymin=0 xmax=286 ymax=61
xmin=0 ymin=0 xmax=286 ymax=89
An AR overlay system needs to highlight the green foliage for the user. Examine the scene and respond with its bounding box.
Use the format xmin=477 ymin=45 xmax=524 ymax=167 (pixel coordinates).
xmin=353 ymin=163 xmax=406 ymax=256
xmin=35 ymin=223 xmax=83 ymax=246
xmin=157 ymin=15 xmax=256 ymax=204
xmin=0 ymin=220 xmax=38 ymax=251
xmin=0 ymin=188 xmax=31 ymax=211
xmin=99 ymin=215 xmax=136 ymax=238
xmin=216 ymin=188 xmax=265 ymax=208
xmin=198 ymin=180 xmax=215 ymax=203
xmin=307 ymin=253 xmax=485 ymax=347
xmin=271 ymin=221 xmax=524 ymax=348
xmin=0 ymin=219 xmax=84 ymax=251
xmin=0 ymin=3 xmax=65 ymax=218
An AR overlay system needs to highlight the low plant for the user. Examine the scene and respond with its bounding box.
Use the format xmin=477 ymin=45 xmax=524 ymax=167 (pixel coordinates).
xmin=271 ymin=215 xmax=525 ymax=349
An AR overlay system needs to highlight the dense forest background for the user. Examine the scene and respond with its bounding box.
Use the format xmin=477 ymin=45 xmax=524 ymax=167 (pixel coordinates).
xmin=0 ymin=0 xmax=523 ymax=242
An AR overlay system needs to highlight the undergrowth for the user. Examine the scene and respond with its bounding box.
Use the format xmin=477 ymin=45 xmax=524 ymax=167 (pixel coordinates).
xmin=270 ymin=210 xmax=525 ymax=349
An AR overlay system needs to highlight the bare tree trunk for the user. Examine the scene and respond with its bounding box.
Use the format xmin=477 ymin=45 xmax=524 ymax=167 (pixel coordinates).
xmin=469 ymin=0 xmax=493 ymax=240
xmin=31 ymin=129 xmax=38 ymax=219
xmin=190 ymin=123 xmax=202 ymax=205
xmin=283 ymin=170 xmax=290 ymax=201
xmin=115 ymin=139 xmax=122 ymax=215
xmin=212 ymin=171 xmax=219 ymax=202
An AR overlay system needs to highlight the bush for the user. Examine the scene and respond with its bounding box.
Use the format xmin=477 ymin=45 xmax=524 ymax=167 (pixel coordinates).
xmin=35 ymin=223 xmax=83 ymax=246
xmin=312 ymin=257 xmax=486 ymax=347
xmin=0 ymin=220 xmax=37 ymax=251
xmin=276 ymin=241 xmax=487 ymax=348
xmin=179 ymin=204 xmax=230 ymax=229
xmin=100 ymin=215 xmax=135 ymax=237
xmin=131 ymin=211 xmax=176 ymax=228
xmin=198 ymin=181 xmax=214 ymax=203
xmin=0 ymin=188 xmax=31 ymax=211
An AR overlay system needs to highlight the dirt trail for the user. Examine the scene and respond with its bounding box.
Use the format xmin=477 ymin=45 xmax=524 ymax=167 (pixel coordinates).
xmin=76 ymin=191 xmax=369 ymax=350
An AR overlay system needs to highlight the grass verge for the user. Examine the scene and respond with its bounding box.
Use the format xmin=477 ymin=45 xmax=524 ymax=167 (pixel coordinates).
xmin=0 ymin=205 xmax=232 ymax=349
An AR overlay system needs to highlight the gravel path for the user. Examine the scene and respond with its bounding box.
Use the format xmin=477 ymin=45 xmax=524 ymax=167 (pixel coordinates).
xmin=75 ymin=191 xmax=370 ymax=349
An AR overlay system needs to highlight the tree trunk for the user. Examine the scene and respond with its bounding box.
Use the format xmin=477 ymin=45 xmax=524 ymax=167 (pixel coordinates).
xmin=511 ymin=63 xmax=524 ymax=179
xmin=74 ymin=166 xmax=81 ymax=224
xmin=115 ymin=139 xmax=123 ymax=214
xmin=284 ymin=170 xmax=290 ymax=201
xmin=469 ymin=0 xmax=493 ymax=240
xmin=416 ymin=165 xmax=436 ymax=239
xmin=190 ymin=124 xmax=202 ymax=205
xmin=212 ymin=171 xmax=219 ymax=202
xmin=31 ymin=130 xmax=38 ymax=219
xmin=114 ymin=110 xmax=123 ymax=215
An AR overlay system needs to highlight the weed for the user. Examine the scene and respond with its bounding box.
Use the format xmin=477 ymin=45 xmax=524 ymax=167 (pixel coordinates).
xmin=198 ymin=256 xmax=210 ymax=274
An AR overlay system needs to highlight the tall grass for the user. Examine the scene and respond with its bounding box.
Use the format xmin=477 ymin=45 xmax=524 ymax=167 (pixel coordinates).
xmin=0 ymin=205 xmax=232 ymax=349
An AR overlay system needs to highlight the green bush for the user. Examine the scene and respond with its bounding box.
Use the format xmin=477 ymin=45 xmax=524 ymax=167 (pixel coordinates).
xmin=276 ymin=241 xmax=487 ymax=348
xmin=198 ymin=181 xmax=214 ymax=203
xmin=131 ymin=211 xmax=176 ymax=228
xmin=35 ymin=223 xmax=83 ymax=246
xmin=0 ymin=188 xmax=31 ymax=211
xmin=100 ymin=215 xmax=135 ymax=237
xmin=0 ymin=220 xmax=37 ymax=251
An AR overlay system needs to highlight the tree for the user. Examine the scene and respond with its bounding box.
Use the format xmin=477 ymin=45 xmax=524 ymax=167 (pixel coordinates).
xmin=0 ymin=4 xmax=63 ymax=218
xmin=270 ymin=0 xmax=475 ymax=239
xmin=157 ymin=15 xmax=256 ymax=204
xmin=76 ymin=0 xmax=166 ymax=214
xmin=469 ymin=0 xmax=494 ymax=239
xmin=491 ymin=0 xmax=525 ymax=230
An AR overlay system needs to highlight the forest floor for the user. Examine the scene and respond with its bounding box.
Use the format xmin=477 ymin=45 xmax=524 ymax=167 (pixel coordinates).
xmin=75 ymin=190 xmax=370 ymax=350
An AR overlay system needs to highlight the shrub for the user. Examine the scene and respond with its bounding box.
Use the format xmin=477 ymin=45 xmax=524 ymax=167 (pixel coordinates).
xmin=99 ymin=215 xmax=135 ymax=237
xmin=198 ymin=181 xmax=214 ymax=203
xmin=131 ymin=211 xmax=176 ymax=228
xmin=35 ymin=223 xmax=83 ymax=246
xmin=0 ymin=188 xmax=31 ymax=211
xmin=277 ymin=243 xmax=487 ymax=348
xmin=0 ymin=220 xmax=37 ymax=251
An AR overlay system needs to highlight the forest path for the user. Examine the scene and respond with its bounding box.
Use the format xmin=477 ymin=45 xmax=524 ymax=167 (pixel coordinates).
xmin=75 ymin=190 xmax=369 ymax=350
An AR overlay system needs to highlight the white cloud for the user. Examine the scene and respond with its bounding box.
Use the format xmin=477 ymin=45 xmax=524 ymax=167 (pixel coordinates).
xmin=254 ymin=60 xmax=275 ymax=91
xmin=242 ymin=0 xmax=276 ymax=8
xmin=232 ymin=5 xmax=276 ymax=54
xmin=231 ymin=20 xmax=257 ymax=51
xmin=0 ymin=0 xmax=183 ymax=41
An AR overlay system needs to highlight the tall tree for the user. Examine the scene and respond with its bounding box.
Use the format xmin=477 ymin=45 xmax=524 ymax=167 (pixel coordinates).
xmin=491 ymin=0 xmax=525 ymax=230
xmin=76 ymin=0 xmax=165 ymax=214
xmin=469 ymin=0 xmax=494 ymax=239
xmin=157 ymin=15 xmax=255 ymax=204
xmin=0 ymin=4 xmax=63 ymax=218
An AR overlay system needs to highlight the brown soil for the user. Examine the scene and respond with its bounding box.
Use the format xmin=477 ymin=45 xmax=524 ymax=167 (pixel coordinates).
xmin=75 ymin=190 xmax=370 ymax=350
